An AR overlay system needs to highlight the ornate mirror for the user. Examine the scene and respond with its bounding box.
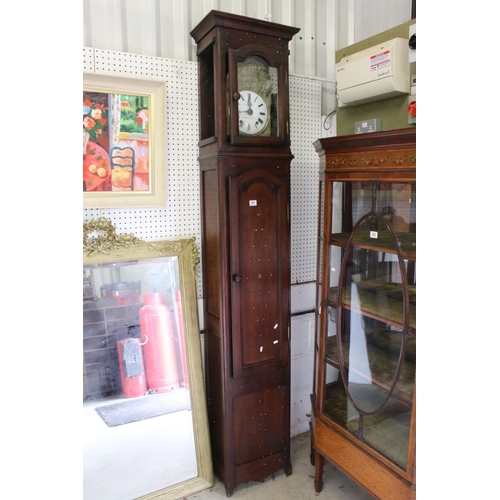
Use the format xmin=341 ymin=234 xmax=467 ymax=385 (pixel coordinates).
xmin=83 ymin=220 xmax=213 ymax=499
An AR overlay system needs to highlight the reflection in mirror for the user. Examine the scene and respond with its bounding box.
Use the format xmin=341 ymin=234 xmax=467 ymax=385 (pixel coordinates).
xmin=83 ymin=231 xmax=213 ymax=500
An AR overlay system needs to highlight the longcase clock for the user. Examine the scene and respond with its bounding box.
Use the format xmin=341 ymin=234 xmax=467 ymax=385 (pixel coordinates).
xmin=190 ymin=10 xmax=299 ymax=497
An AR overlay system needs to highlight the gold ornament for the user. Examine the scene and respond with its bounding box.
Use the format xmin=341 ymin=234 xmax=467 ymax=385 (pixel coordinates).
xmin=83 ymin=217 xmax=142 ymax=256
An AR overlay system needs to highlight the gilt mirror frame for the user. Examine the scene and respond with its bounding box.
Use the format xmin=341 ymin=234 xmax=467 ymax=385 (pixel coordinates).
xmin=83 ymin=224 xmax=213 ymax=499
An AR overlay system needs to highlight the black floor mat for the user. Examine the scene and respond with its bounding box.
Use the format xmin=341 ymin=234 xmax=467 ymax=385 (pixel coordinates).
xmin=95 ymin=389 xmax=191 ymax=427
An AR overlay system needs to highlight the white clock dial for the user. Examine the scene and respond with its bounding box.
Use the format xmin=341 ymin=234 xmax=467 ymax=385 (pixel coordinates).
xmin=237 ymin=90 xmax=269 ymax=135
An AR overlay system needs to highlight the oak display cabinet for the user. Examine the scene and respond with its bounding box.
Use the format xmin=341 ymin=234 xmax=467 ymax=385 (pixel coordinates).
xmin=311 ymin=128 xmax=416 ymax=500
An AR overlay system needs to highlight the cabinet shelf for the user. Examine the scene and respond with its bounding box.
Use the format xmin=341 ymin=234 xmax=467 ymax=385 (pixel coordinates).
xmin=323 ymin=382 xmax=411 ymax=470
xmin=330 ymin=232 xmax=416 ymax=260
xmin=328 ymin=281 xmax=416 ymax=333
xmin=325 ymin=332 xmax=415 ymax=406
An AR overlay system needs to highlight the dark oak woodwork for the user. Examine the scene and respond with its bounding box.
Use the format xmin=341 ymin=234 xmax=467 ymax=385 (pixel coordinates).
xmin=311 ymin=128 xmax=416 ymax=500
xmin=191 ymin=11 xmax=299 ymax=497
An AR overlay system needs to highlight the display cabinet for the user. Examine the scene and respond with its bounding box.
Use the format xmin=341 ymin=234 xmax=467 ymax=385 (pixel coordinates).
xmin=311 ymin=128 xmax=416 ymax=500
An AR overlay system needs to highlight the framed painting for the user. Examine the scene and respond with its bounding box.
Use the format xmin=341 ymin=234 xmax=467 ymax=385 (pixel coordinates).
xmin=83 ymin=73 xmax=166 ymax=208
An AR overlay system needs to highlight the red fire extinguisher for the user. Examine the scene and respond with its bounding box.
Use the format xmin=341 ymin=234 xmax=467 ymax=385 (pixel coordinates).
xmin=139 ymin=292 xmax=179 ymax=392
xmin=117 ymin=338 xmax=147 ymax=398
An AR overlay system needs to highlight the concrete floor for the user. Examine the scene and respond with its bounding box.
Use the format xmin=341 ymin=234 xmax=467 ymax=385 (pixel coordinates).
xmin=185 ymin=432 xmax=373 ymax=500
xmin=83 ymin=395 xmax=373 ymax=500
xmin=83 ymin=393 xmax=198 ymax=500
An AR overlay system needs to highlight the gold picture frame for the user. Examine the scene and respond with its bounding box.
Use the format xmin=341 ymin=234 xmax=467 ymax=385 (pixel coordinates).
xmin=83 ymin=73 xmax=166 ymax=208
xmin=83 ymin=230 xmax=213 ymax=499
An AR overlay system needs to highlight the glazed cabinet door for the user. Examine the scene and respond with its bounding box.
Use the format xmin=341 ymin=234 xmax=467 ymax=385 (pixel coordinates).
xmin=228 ymin=168 xmax=290 ymax=379
xmin=322 ymin=179 xmax=416 ymax=478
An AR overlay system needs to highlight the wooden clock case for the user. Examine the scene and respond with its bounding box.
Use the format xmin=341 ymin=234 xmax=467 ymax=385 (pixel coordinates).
xmin=191 ymin=10 xmax=299 ymax=497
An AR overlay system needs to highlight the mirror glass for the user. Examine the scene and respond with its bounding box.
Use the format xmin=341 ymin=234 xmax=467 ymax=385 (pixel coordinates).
xmin=83 ymin=236 xmax=213 ymax=500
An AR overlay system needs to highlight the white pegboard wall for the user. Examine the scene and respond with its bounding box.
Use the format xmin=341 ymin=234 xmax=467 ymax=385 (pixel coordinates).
xmin=290 ymin=76 xmax=322 ymax=284
xmin=83 ymin=48 xmax=323 ymax=297
xmin=83 ymin=48 xmax=203 ymax=295
xmin=82 ymin=47 xmax=94 ymax=72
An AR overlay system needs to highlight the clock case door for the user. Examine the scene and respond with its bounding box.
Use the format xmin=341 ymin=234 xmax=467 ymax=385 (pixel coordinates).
xmin=229 ymin=167 xmax=290 ymax=379
xmin=228 ymin=46 xmax=287 ymax=147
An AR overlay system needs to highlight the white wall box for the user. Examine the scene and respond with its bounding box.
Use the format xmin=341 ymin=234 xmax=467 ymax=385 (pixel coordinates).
xmin=336 ymin=38 xmax=410 ymax=106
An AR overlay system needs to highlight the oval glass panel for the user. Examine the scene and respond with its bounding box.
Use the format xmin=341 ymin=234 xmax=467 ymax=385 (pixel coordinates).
xmin=337 ymin=214 xmax=407 ymax=415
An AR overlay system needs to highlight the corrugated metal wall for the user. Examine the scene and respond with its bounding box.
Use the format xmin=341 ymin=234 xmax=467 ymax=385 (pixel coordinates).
xmin=83 ymin=0 xmax=412 ymax=82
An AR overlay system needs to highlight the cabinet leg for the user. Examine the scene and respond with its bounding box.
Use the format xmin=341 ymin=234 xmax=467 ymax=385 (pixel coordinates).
xmin=314 ymin=451 xmax=324 ymax=493
xmin=225 ymin=484 xmax=234 ymax=498
xmin=309 ymin=422 xmax=315 ymax=466
xmin=224 ymin=478 xmax=236 ymax=498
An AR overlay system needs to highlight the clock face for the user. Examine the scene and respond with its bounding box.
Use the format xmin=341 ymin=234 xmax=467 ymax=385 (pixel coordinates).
xmin=237 ymin=90 xmax=269 ymax=135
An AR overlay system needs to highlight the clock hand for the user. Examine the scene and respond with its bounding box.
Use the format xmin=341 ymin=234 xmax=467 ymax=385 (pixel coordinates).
xmin=247 ymin=95 xmax=255 ymax=114
xmin=239 ymin=106 xmax=253 ymax=116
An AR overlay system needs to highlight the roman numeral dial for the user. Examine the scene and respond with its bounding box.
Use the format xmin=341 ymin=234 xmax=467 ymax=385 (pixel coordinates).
xmin=237 ymin=90 xmax=269 ymax=136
